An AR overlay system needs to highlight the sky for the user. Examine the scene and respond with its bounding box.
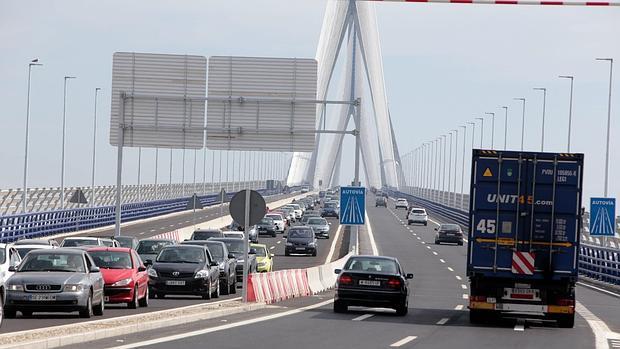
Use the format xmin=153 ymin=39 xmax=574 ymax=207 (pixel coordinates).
xmin=0 ymin=0 xmax=619 ymax=205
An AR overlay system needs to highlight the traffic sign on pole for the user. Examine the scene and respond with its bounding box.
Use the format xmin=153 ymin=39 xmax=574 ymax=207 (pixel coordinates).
xmin=590 ymin=197 xmax=616 ymax=236
xmin=340 ymin=186 xmax=366 ymax=225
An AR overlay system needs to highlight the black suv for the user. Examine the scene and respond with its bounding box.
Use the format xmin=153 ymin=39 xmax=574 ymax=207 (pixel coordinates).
xmin=179 ymin=240 xmax=238 ymax=295
xmin=285 ymin=227 xmax=318 ymax=257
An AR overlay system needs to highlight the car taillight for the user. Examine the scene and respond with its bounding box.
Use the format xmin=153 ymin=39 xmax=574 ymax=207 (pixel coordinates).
xmin=557 ymin=298 xmax=575 ymax=306
xmin=387 ymin=278 xmax=401 ymax=288
xmin=338 ymin=275 xmax=353 ymax=285
xmin=471 ymin=295 xmax=486 ymax=302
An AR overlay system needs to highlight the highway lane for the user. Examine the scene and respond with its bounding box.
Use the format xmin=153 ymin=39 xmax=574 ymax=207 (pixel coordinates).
xmin=89 ymin=194 xmax=619 ymax=349
xmin=2 ymin=199 xmax=345 ymax=334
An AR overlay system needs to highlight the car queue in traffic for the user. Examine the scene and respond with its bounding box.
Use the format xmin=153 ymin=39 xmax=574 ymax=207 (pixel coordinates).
xmin=0 ymin=193 xmax=334 ymax=322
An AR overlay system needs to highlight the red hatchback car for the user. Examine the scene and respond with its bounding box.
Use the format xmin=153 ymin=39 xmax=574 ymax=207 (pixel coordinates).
xmin=87 ymin=247 xmax=149 ymax=308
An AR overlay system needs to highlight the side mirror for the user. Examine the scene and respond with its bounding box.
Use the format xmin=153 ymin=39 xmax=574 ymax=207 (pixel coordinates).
xmin=405 ymin=273 xmax=414 ymax=279
xmin=334 ymin=268 xmax=342 ymax=274
xmin=210 ymin=261 xmax=218 ymax=267
xmin=249 ymin=248 xmax=257 ymax=255
xmin=228 ymin=253 xmax=236 ymax=259
xmin=138 ymin=265 xmax=147 ymax=272
xmin=144 ymin=259 xmax=153 ymax=266
xmin=8 ymin=265 xmax=16 ymax=272
xmin=90 ymin=266 xmax=100 ymax=273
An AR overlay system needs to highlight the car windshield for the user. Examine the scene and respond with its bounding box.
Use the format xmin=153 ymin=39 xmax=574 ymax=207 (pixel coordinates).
xmin=217 ymin=240 xmax=244 ymax=254
xmin=324 ymin=203 xmax=336 ymax=208
xmin=157 ymin=247 xmax=205 ymax=263
xmin=89 ymin=251 xmax=133 ymax=269
xmin=289 ymin=229 xmax=313 ymax=238
xmin=308 ymin=218 xmax=327 ymax=225
xmin=115 ymin=237 xmax=134 ymax=248
xmin=0 ymin=248 xmax=5 ymax=264
xmin=260 ymin=218 xmax=274 ymax=225
xmin=101 ymin=240 xmax=115 ymax=247
xmin=137 ymin=241 xmax=173 ymax=255
xmin=206 ymin=243 xmax=224 ymax=261
xmin=344 ymin=257 xmax=399 ymax=274
xmin=253 ymin=246 xmax=267 ymax=257
xmin=15 ymin=247 xmax=42 ymax=259
xmin=62 ymin=239 xmax=97 ymax=247
xmin=411 ymin=209 xmax=426 ymax=214
xmin=19 ymin=253 xmax=86 ymax=273
xmin=193 ymin=231 xmax=221 ymax=239
xmin=266 ymin=214 xmax=281 ymax=221
xmin=440 ymin=224 xmax=461 ymax=232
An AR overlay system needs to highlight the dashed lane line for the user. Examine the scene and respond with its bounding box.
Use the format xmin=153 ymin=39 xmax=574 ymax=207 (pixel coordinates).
xmin=455 ymin=305 xmax=464 ymax=310
xmin=352 ymin=314 xmax=375 ymax=321
xmin=439 ymin=259 xmax=445 ymax=263
xmin=390 ymin=336 xmax=417 ymax=348
xmin=432 ymin=251 xmax=438 ymax=255
xmin=456 ymin=276 xmax=462 ymax=281
xmin=447 ymin=267 xmax=454 ymax=272
xmin=436 ymin=318 xmax=449 ymax=325
xmin=462 ymin=294 xmax=469 ymax=300
xmin=461 ymin=284 xmax=468 ymax=289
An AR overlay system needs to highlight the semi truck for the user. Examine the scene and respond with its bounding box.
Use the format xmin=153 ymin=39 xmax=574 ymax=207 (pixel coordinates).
xmin=467 ymin=150 xmax=584 ymax=328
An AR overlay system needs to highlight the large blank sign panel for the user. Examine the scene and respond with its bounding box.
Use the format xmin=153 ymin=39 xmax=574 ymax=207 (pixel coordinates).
xmin=206 ymin=56 xmax=318 ymax=152
xmin=109 ymin=52 xmax=207 ymax=149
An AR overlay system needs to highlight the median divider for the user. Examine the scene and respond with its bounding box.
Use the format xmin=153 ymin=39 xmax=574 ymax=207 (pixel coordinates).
xmin=247 ymin=252 xmax=353 ymax=304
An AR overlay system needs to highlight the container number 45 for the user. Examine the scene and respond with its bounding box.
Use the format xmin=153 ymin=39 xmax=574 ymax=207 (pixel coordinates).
xmin=477 ymin=219 xmax=496 ymax=234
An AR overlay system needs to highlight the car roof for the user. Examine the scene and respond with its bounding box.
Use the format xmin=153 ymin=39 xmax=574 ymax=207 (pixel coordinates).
xmin=194 ymin=228 xmax=222 ymax=233
xmin=64 ymin=236 xmax=99 ymax=240
xmin=13 ymin=239 xmax=52 ymax=246
xmin=86 ymin=247 xmax=133 ymax=253
xmin=162 ymin=244 xmax=205 ymax=250
xmin=138 ymin=239 xmax=176 ymax=243
xmin=210 ymin=237 xmax=244 ymax=242
xmin=28 ymin=248 xmax=85 ymax=255
xmin=349 ymin=255 xmax=398 ymax=262
xmin=14 ymin=244 xmax=54 ymax=249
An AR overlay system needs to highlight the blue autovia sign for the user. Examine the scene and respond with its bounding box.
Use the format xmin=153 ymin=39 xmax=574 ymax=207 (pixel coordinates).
xmin=590 ymin=197 xmax=616 ymax=236
xmin=340 ymin=186 xmax=366 ymax=225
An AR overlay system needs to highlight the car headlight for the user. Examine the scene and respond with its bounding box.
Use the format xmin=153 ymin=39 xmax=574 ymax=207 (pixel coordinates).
xmin=195 ymin=270 xmax=210 ymax=279
xmin=8 ymin=284 xmax=23 ymax=291
xmin=64 ymin=284 xmax=84 ymax=292
xmin=308 ymin=242 xmax=316 ymax=247
xmin=148 ymin=268 xmax=158 ymax=278
xmin=112 ymin=278 xmax=133 ymax=287
xmin=219 ymin=262 xmax=226 ymax=271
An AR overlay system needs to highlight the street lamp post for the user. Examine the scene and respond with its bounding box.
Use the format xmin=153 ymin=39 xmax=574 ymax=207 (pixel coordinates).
xmin=501 ymin=106 xmax=508 ymax=150
xmin=596 ymin=58 xmax=614 ymax=197
xmin=90 ymin=87 xmax=101 ymax=208
xmin=533 ymin=87 xmax=547 ymax=151
xmin=459 ymin=125 xmax=467 ymax=210
xmin=514 ymin=98 xmax=526 ymax=151
xmin=155 ymin=148 xmax=159 ymax=200
xmin=441 ymin=135 xmax=447 ymax=204
xmin=485 ymin=112 xmax=495 ymax=149
xmin=476 ymin=117 xmax=484 ymax=148
xmin=22 ymin=59 xmax=42 ymax=213
xmin=559 ymin=76 xmax=575 ymax=152
xmin=448 ymin=132 xmax=453 ymax=206
xmin=60 ymin=76 xmax=76 ymax=209
xmin=137 ymin=147 xmax=142 ymax=201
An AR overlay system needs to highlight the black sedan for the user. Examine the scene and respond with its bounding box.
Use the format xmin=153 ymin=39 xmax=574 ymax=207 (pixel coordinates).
xmin=434 ymin=224 xmax=464 ymax=245
xmin=256 ymin=217 xmax=277 ymax=237
xmin=333 ymin=255 xmax=413 ymax=316
xmin=320 ymin=205 xmax=339 ymax=219
xmin=146 ymin=245 xmax=220 ymax=299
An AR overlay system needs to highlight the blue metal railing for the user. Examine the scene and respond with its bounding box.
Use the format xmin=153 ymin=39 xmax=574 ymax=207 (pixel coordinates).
xmin=0 ymin=188 xmax=292 ymax=243
xmin=385 ymin=188 xmax=620 ymax=287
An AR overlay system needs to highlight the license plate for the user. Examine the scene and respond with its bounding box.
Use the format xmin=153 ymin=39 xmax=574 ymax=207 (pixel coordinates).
xmin=296 ymin=247 xmax=306 ymax=251
xmin=104 ymin=296 xmax=110 ymax=302
xmin=30 ymin=294 xmax=56 ymax=301
xmin=359 ymin=280 xmax=381 ymax=287
xmin=166 ymin=280 xmax=186 ymax=286
xmin=506 ymin=288 xmax=539 ymax=300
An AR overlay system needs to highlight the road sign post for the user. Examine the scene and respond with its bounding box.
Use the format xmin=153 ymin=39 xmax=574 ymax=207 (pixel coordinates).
xmin=590 ymin=198 xmax=616 ymax=237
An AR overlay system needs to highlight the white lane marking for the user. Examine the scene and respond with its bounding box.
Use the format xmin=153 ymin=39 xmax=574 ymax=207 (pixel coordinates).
xmin=439 ymin=259 xmax=445 ymax=263
xmin=577 ymin=281 xmax=620 ymax=299
xmin=447 ymin=267 xmax=454 ymax=272
xmin=455 ymin=305 xmax=464 ymax=310
xmin=168 ymin=224 xmax=174 ymax=227
xmin=416 ymin=237 xmax=421 ymax=240
xmin=352 ymin=313 xmax=374 ymax=321
xmin=436 ymin=318 xmax=449 ymax=325
xmin=270 ymin=246 xmax=275 ymax=250
xmin=456 ymin=276 xmax=462 ymax=281
xmin=461 ymin=284 xmax=468 ymax=289
xmin=426 ymin=246 xmax=431 ymax=250
xmin=421 ymin=241 xmax=426 ymax=245
xmin=139 ymin=232 xmax=145 ymax=235
xmin=277 ymin=241 xmax=281 ymax=244
xmin=149 ymin=229 xmax=156 ymax=232
xmin=107 ymin=299 xmax=334 ymax=349
xmin=432 ymin=251 xmax=438 ymax=255
xmin=514 ymin=320 xmax=525 ymax=332
xmin=576 ymin=301 xmax=620 ymax=349
xmin=390 ymin=336 xmax=417 ymax=347
xmin=365 ymin=212 xmax=379 ymax=256
xmin=325 ymin=224 xmax=343 ymax=264
xmin=462 ymin=294 xmax=469 ymax=300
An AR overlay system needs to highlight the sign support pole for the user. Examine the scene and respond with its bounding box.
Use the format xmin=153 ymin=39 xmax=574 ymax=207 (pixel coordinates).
xmin=114 ymin=93 xmax=126 ymax=237
xmin=242 ymin=188 xmax=251 ymax=303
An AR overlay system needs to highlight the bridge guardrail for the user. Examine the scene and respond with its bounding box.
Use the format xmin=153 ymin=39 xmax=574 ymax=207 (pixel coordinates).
xmin=384 ymin=188 xmax=620 ymax=287
xmin=0 ymin=187 xmax=298 ymax=243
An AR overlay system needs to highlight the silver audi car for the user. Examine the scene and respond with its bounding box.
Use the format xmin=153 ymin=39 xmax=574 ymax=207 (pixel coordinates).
xmin=4 ymin=248 xmax=105 ymax=318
